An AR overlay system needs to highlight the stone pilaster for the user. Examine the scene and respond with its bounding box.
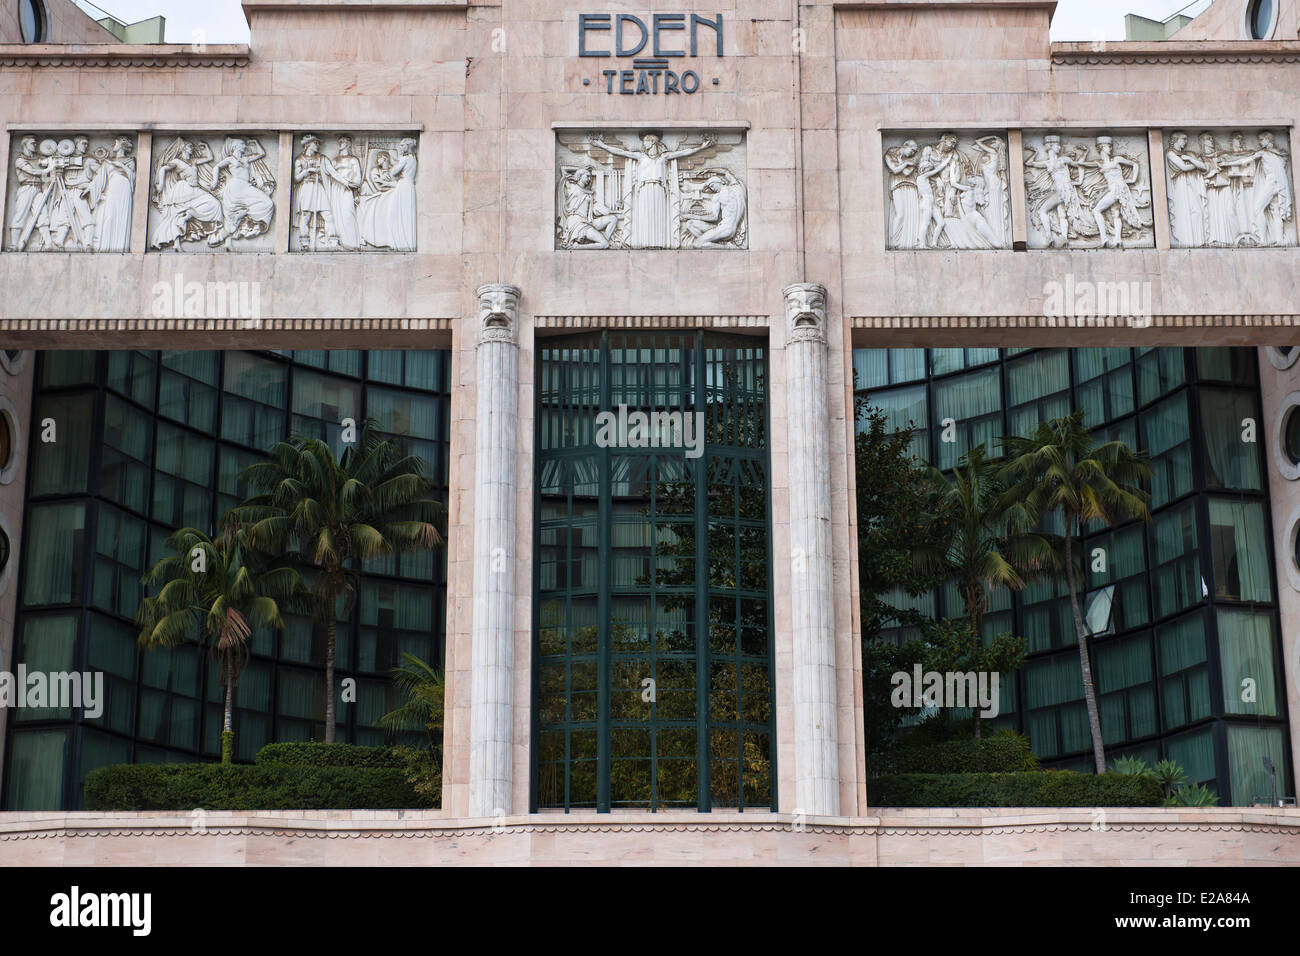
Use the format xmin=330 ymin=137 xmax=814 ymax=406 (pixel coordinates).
xmin=782 ymin=282 xmax=840 ymax=817
xmin=469 ymin=283 xmax=521 ymax=818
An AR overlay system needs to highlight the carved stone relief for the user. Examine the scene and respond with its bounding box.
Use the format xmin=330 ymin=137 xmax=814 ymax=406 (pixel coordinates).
xmin=478 ymin=283 xmax=520 ymax=345
xmin=148 ymin=134 xmax=278 ymax=252
xmin=555 ymin=129 xmax=747 ymax=249
xmin=290 ymin=133 xmax=418 ymax=252
xmin=5 ymin=132 xmax=137 ymax=252
xmin=784 ymin=282 xmax=827 ymax=344
xmin=882 ymin=131 xmax=1012 ymax=250
xmin=1165 ymin=128 xmax=1296 ymax=248
xmin=1023 ymin=131 xmax=1155 ymax=249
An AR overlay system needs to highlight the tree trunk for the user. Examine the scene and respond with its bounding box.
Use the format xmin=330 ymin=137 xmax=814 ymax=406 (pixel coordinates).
xmin=325 ymin=614 xmax=337 ymax=744
xmin=221 ymin=655 xmax=235 ymax=765
xmin=1065 ymin=524 xmax=1106 ymax=774
xmin=971 ymin=603 xmax=983 ymax=740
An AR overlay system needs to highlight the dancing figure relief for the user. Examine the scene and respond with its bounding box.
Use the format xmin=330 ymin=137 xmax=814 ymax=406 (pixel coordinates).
xmin=1023 ymin=132 xmax=1154 ymax=249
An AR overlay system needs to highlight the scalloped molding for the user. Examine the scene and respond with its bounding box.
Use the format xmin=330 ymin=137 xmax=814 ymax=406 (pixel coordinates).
xmin=0 ymin=45 xmax=249 ymax=68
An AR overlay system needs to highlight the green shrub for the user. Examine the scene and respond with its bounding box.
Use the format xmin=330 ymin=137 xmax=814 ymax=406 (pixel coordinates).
xmin=868 ymin=771 xmax=1163 ymax=807
xmin=254 ymin=742 xmax=406 ymax=768
xmin=84 ymin=762 xmax=427 ymax=811
xmin=876 ymin=731 xmax=1038 ymax=775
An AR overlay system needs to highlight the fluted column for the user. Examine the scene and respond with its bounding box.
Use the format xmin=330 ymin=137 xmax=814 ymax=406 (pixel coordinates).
xmin=469 ymin=283 xmax=521 ymax=818
xmin=783 ymin=282 xmax=840 ymax=816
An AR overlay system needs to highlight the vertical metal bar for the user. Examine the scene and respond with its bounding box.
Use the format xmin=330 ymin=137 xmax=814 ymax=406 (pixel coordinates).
xmin=695 ymin=332 xmax=711 ymax=812
xmin=597 ymin=333 xmax=611 ymax=812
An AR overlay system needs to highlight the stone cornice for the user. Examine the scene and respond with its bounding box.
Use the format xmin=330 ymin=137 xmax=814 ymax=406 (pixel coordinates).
xmin=0 ymin=43 xmax=251 ymax=68
xmin=0 ymin=318 xmax=452 ymax=333
xmin=852 ymin=314 xmax=1300 ymax=328
xmin=1052 ymin=39 xmax=1300 ymax=65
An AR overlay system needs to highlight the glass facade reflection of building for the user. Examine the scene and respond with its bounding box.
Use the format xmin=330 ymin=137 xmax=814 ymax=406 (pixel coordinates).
xmin=533 ymin=332 xmax=774 ymax=811
xmin=3 ymin=349 xmax=451 ymax=810
xmin=854 ymin=346 xmax=1291 ymax=806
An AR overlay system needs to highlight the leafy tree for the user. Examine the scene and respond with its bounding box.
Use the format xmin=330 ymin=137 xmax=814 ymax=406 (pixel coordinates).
xmin=854 ymin=399 xmax=949 ymax=643
xmin=913 ymin=445 xmax=1041 ymax=737
xmin=236 ymin=419 xmax=446 ymax=743
xmin=137 ymin=527 xmax=305 ymax=764
xmin=1000 ymin=410 xmax=1152 ymax=773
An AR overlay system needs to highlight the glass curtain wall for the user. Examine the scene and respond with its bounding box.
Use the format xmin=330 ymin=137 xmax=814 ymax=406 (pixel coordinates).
xmin=4 ymin=349 xmax=451 ymax=810
xmin=853 ymin=346 xmax=1290 ymax=804
xmin=534 ymin=331 xmax=774 ymax=812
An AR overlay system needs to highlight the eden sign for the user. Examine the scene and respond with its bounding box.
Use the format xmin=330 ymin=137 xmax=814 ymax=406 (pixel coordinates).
xmin=578 ymin=13 xmax=724 ymax=95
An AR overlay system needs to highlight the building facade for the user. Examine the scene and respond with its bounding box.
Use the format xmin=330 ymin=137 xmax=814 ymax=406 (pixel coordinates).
xmin=0 ymin=0 xmax=1297 ymax=818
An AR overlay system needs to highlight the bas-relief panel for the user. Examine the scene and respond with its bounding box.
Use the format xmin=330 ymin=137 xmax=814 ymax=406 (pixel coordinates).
xmin=148 ymin=133 xmax=278 ymax=253
xmin=555 ymin=129 xmax=747 ymax=250
xmin=1023 ymin=131 xmax=1155 ymax=250
xmin=882 ymin=131 xmax=1012 ymax=250
xmin=4 ymin=132 xmax=137 ymax=253
xmin=1165 ymin=128 xmax=1296 ymax=248
xmin=290 ymin=133 xmax=419 ymax=253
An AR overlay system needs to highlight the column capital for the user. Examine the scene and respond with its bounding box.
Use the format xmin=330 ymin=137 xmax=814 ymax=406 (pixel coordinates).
xmin=783 ymin=282 xmax=828 ymax=345
xmin=476 ymin=283 xmax=521 ymax=346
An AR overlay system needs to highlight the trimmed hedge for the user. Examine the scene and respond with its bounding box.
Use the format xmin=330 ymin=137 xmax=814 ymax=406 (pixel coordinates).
xmin=875 ymin=734 xmax=1038 ymax=775
xmin=254 ymin=742 xmax=406 ymax=769
xmin=868 ymin=771 xmax=1163 ymax=807
xmin=84 ymin=762 xmax=427 ymax=811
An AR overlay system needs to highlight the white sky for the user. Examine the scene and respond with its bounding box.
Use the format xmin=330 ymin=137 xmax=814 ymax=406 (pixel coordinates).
xmin=83 ymin=0 xmax=1212 ymax=44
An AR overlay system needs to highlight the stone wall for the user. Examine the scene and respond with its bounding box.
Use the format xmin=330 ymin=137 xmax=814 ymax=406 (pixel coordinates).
xmin=0 ymin=807 xmax=1295 ymax=865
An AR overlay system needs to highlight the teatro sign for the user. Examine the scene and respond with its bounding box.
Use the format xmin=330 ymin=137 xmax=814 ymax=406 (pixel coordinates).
xmin=578 ymin=13 xmax=724 ymax=95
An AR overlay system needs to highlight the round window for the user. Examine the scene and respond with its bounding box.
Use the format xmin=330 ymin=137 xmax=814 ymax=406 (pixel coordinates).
xmin=0 ymin=527 xmax=7 ymax=578
xmin=1287 ymin=405 xmax=1300 ymax=466
xmin=1247 ymin=0 xmax=1275 ymax=38
xmin=0 ymin=410 xmax=10 ymax=471
xmin=17 ymin=0 xmax=46 ymax=43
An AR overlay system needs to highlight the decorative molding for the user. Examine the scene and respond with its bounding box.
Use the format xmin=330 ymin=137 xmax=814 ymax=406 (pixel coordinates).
xmin=0 ymin=318 xmax=453 ymax=333
xmin=1051 ymin=40 xmax=1300 ymax=65
xmin=2 ymin=809 xmax=1299 ymax=843
xmin=534 ymin=315 xmax=767 ymax=329
xmin=0 ymin=44 xmax=250 ymax=68
xmin=851 ymin=314 xmax=1300 ymax=328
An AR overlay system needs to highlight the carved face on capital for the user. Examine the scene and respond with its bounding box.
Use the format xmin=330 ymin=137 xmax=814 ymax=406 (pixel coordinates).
xmin=479 ymin=287 xmax=519 ymax=330
xmin=785 ymin=286 xmax=826 ymax=330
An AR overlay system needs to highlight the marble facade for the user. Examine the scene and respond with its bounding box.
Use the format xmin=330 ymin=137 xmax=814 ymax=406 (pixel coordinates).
xmin=0 ymin=0 xmax=1297 ymax=852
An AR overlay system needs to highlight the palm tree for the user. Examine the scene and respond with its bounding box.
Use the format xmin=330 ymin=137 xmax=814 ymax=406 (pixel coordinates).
xmin=235 ymin=418 xmax=446 ymax=743
xmin=1000 ymin=410 xmax=1152 ymax=774
xmin=913 ymin=444 xmax=1043 ymax=737
xmin=377 ymin=652 xmax=445 ymax=746
xmin=137 ymin=527 xmax=304 ymax=764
